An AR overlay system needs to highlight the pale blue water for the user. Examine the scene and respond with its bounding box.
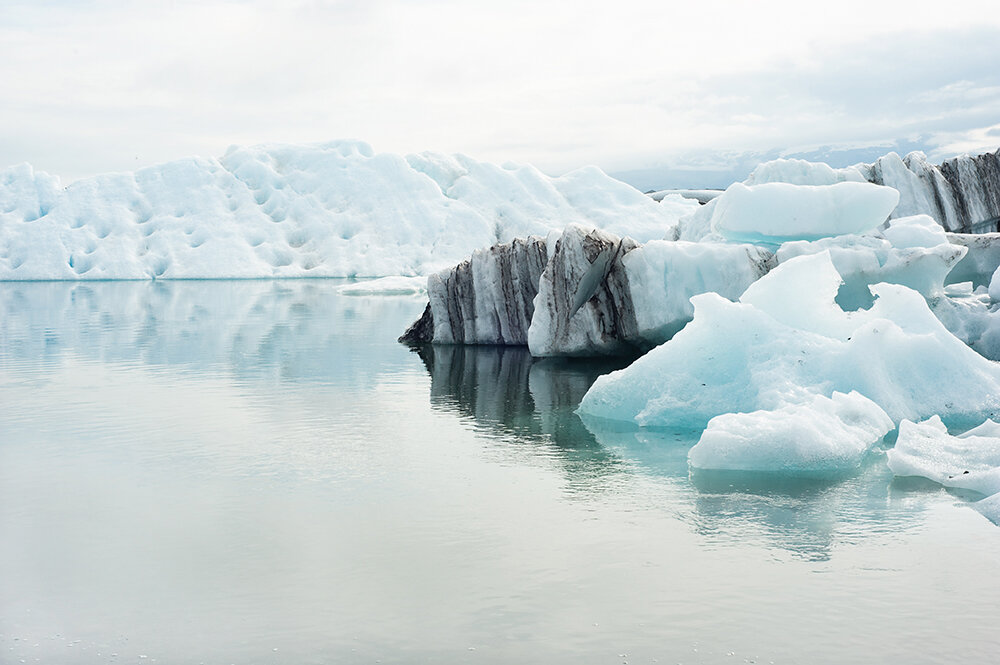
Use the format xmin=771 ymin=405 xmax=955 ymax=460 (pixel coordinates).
xmin=1 ymin=281 xmax=999 ymax=665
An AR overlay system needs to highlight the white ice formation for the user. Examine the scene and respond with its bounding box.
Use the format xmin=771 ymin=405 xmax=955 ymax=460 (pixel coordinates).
xmin=336 ymin=275 xmax=428 ymax=296
xmin=675 ymin=149 xmax=1000 ymax=241
xmin=887 ymin=416 xmax=1000 ymax=522
xmin=410 ymin=150 xmax=1000 ymax=361
xmin=0 ymin=141 xmax=697 ymax=280
xmin=888 ymin=416 xmax=1000 ymax=496
xmin=775 ymin=214 xmax=966 ymax=308
xmin=709 ymin=181 xmax=900 ymax=244
xmin=688 ymin=391 xmax=894 ymax=474
xmin=577 ymin=252 xmax=1000 ymax=430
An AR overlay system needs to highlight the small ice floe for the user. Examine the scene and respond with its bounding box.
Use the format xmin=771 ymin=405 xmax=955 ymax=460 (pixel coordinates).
xmin=887 ymin=416 xmax=1000 ymax=496
xmin=689 ymin=391 xmax=893 ymax=475
xmin=887 ymin=415 xmax=1000 ymax=523
xmin=336 ymin=275 xmax=427 ymax=296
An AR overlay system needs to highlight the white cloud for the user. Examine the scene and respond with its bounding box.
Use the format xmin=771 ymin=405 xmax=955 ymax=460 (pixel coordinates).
xmin=1 ymin=0 xmax=999 ymax=180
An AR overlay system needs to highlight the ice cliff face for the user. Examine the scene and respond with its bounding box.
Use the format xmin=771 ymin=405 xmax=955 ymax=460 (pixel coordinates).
xmin=404 ymin=224 xmax=775 ymax=355
xmin=419 ymin=235 xmax=549 ymax=345
xmin=867 ymin=150 xmax=1000 ymax=233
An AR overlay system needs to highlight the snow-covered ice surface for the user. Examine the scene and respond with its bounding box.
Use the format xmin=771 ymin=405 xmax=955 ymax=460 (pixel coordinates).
xmin=0 ymin=141 xmax=698 ymax=280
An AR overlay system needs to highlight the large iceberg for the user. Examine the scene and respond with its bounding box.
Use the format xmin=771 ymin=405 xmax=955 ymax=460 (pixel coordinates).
xmin=577 ymin=252 xmax=1000 ymax=429
xmin=0 ymin=141 xmax=697 ymax=280
xmin=408 ymin=224 xmax=774 ymax=354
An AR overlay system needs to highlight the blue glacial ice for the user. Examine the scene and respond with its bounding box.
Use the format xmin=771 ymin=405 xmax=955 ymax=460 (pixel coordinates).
xmin=577 ymin=251 xmax=1000 ymax=439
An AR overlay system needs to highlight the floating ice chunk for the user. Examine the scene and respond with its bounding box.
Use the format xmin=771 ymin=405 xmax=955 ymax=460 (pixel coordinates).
xmin=744 ymin=158 xmax=867 ymax=186
xmin=525 ymin=226 xmax=774 ymax=356
xmin=578 ymin=252 xmax=1000 ymax=428
xmin=887 ymin=416 xmax=1000 ymax=497
xmin=337 ymin=276 xmax=427 ymax=296
xmin=688 ymin=391 xmax=893 ymax=474
xmin=624 ymin=239 xmax=774 ymax=343
xmin=710 ymin=181 xmax=900 ymax=244
xmin=427 ymin=236 xmax=548 ymax=345
xmin=526 ymin=225 xmax=635 ymax=356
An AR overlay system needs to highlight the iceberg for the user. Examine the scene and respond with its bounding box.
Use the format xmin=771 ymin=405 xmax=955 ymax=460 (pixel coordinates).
xmin=409 ymin=224 xmax=774 ymax=354
xmin=676 ymin=148 xmax=1000 ymax=241
xmin=776 ymin=214 xmax=966 ymax=308
xmin=526 ymin=225 xmax=640 ymax=356
xmin=887 ymin=416 xmax=1000 ymax=504
xmin=577 ymin=252 xmax=1000 ymax=429
xmin=946 ymin=232 xmax=1000 ymax=287
xmin=709 ymin=181 xmax=900 ymax=244
xmin=0 ymin=141 xmax=696 ymax=280
xmin=336 ymin=275 xmax=427 ymax=296
xmin=419 ymin=235 xmax=549 ymax=345
xmin=689 ymin=391 xmax=894 ymax=474
xmin=404 ymin=148 xmax=1000 ymax=365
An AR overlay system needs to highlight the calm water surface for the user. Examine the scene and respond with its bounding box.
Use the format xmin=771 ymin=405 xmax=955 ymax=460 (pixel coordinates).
xmin=1 ymin=281 xmax=998 ymax=665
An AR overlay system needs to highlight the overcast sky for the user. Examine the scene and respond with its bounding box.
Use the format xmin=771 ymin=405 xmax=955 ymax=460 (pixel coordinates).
xmin=2 ymin=0 xmax=999 ymax=182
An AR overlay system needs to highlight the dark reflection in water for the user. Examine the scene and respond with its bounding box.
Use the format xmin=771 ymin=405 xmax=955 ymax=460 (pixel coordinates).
xmin=412 ymin=344 xmax=636 ymax=493
xmin=419 ymin=344 xmax=928 ymax=561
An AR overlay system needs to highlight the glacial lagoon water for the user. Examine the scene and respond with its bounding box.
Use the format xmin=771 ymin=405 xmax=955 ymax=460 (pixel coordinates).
xmin=2 ymin=280 xmax=999 ymax=665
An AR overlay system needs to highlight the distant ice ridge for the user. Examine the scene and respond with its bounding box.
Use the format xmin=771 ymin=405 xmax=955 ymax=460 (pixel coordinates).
xmin=0 ymin=140 xmax=698 ymax=280
xmin=675 ymin=149 xmax=1000 ymax=241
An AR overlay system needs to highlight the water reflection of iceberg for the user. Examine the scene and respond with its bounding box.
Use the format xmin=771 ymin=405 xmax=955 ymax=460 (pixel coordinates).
xmin=0 ymin=280 xmax=426 ymax=388
xmin=589 ymin=421 xmax=926 ymax=561
xmin=417 ymin=343 xmax=928 ymax=559
xmin=413 ymin=344 xmax=633 ymax=489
